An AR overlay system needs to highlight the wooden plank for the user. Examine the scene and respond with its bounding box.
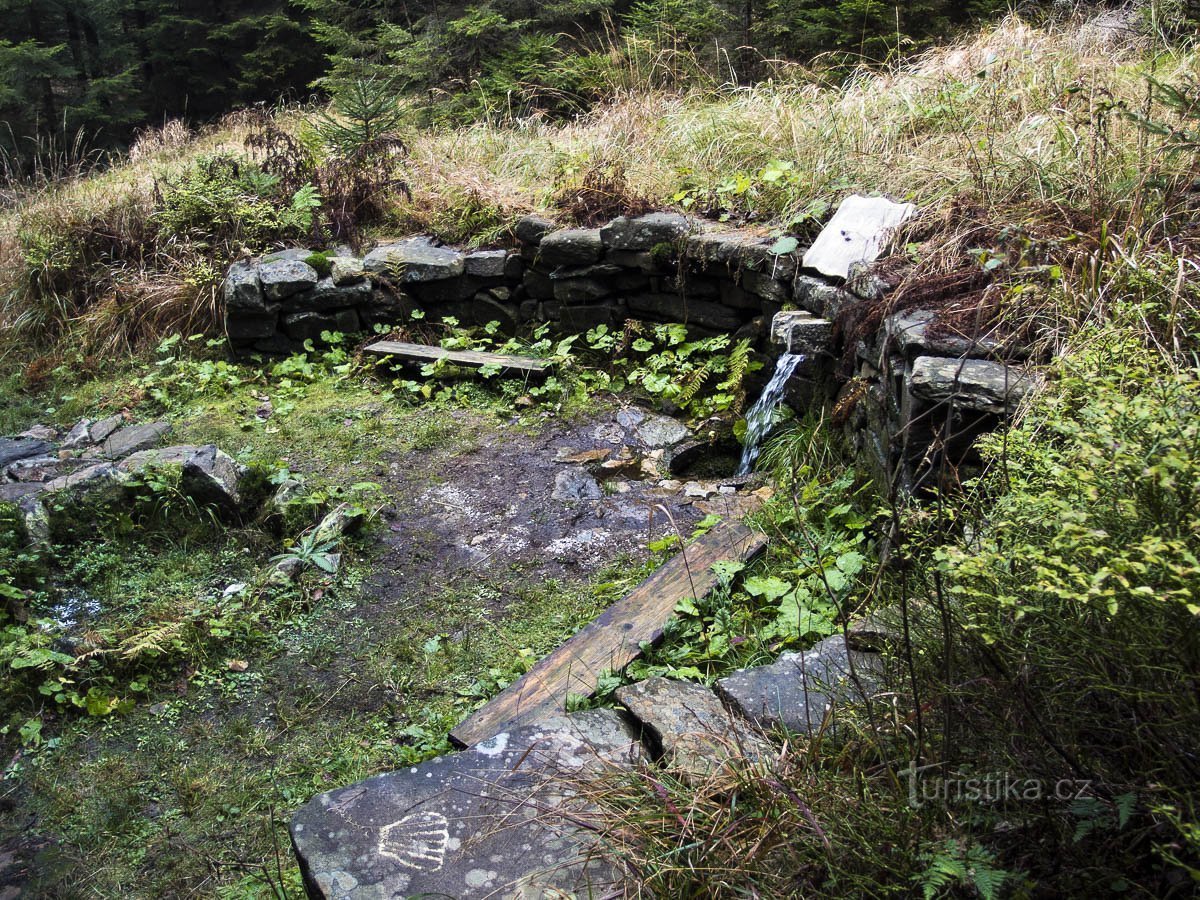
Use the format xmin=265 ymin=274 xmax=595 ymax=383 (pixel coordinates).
xmin=364 ymin=340 xmax=551 ymax=373
xmin=450 ymin=518 xmax=768 ymax=747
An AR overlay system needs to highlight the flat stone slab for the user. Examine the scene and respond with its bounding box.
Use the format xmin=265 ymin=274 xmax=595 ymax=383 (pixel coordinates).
xmin=464 ymin=249 xmax=508 ymax=277
xmin=888 ymin=310 xmax=1017 ymax=361
xmin=634 ymin=414 xmax=690 ymax=449
xmin=101 ymin=421 xmax=171 ymax=459
xmin=600 ymin=213 xmax=691 ymax=250
xmin=770 ymin=310 xmax=833 ymax=354
xmin=717 ymin=635 xmax=883 ymax=735
xmin=616 ymin=677 xmax=773 ymax=780
xmin=802 ymin=194 xmax=916 ymax=280
xmin=0 ymin=438 xmax=53 ymax=469
xmin=909 ymin=356 xmax=1036 ymax=415
xmin=291 ymin=710 xmax=637 ymax=900
xmin=537 ymin=229 xmax=603 ymax=267
xmin=89 ymin=415 xmax=124 ymax=443
xmin=364 ymin=239 xmax=466 ymax=282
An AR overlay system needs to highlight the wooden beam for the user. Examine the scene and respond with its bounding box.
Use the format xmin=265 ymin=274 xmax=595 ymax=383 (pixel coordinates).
xmin=364 ymin=340 xmax=551 ymax=374
xmin=450 ymin=518 xmax=768 ymax=747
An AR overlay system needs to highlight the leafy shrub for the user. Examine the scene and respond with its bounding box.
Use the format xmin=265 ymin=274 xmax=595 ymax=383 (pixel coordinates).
xmin=933 ymin=337 xmax=1200 ymax=887
xmin=154 ymin=155 xmax=320 ymax=248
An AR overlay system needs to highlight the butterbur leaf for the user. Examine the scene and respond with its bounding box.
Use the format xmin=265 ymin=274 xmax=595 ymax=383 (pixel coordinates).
xmin=770 ymin=236 xmax=799 ymax=255
xmin=711 ymin=560 xmax=745 ymax=582
xmin=744 ymin=575 xmax=792 ymax=601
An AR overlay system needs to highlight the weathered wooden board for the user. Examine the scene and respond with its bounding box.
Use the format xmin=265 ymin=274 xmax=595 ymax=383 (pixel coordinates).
xmin=802 ymin=194 xmax=917 ymax=280
xmin=450 ymin=518 xmax=768 ymax=747
xmin=364 ymin=340 xmax=551 ymax=373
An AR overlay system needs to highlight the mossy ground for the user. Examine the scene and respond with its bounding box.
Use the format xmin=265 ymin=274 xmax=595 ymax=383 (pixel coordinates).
xmin=0 ymin=352 xmax=668 ymax=897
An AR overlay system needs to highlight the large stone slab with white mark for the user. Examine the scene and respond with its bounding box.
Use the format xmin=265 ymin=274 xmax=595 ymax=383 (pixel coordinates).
xmin=291 ymin=710 xmax=637 ymax=900
xmin=802 ymin=195 xmax=916 ymax=280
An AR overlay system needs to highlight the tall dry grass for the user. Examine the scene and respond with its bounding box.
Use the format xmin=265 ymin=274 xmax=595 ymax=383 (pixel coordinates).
xmin=1 ymin=14 xmax=1195 ymax=360
xmin=406 ymin=15 xmax=1195 ymax=224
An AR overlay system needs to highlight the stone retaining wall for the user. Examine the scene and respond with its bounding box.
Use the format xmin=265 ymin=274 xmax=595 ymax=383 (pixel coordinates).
xmin=223 ymin=212 xmax=801 ymax=355
xmin=222 ymin=198 xmax=1039 ymax=494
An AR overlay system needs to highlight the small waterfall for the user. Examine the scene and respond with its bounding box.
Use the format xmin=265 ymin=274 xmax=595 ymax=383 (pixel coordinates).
xmin=737 ymin=353 xmax=805 ymax=475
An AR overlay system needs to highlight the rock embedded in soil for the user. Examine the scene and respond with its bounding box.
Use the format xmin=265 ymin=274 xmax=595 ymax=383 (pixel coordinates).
xmin=290 ymin=710 xmax=637 ymax=900
xmin=118 ymin=444 xmax=245 ymax=513
xmin=101 ymin=421 xmax=171 ymax=459
xmin=552 ymin=468 xmax=603 ymax=501
xmin=89 ymin=415 xmax=125 ymax=444
xmin=634 ymin=414 xmax=690 ymax=449
xmin=0 ymin=483 xmax=47 ymax=504
xmin=717 ymin=634 xmax=883 ymax=735
xmin=61 ymin=419 xmax=93 ymax=450
xmin=0 ymin=437 xmax=54 ymax=469
xmin=615 ymin=677 xmax=773 ymax=781
xmin=554 ymin=448 xmax=611 ymax=465
xmin=5 ymin=456 xmax=78 ymax=483
xmin=19 ymin=425 xmax=57 ymax=441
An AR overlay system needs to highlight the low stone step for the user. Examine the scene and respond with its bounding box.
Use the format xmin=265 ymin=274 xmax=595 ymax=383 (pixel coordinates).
xmin=291 ymin=709 xmax=637 ymax=900
xmin=615 ymin=677 xmax=774 ymax=781
xmin=716 ymin=634 xmax=883 ymax=735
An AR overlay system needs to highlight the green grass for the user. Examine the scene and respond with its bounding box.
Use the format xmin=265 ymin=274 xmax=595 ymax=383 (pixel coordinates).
xmin=0 ymin=345 xmax=658 ymax=897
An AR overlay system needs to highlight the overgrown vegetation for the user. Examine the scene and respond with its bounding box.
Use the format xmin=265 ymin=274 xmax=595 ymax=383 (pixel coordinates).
xmin=2 ymin=7 xmax=1200 ymax=899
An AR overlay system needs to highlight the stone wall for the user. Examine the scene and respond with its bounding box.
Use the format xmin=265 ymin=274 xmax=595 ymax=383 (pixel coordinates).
xmin=222 ymin=213 xmax=802 ymax=355
xmin=222 ymin=200 xmax=1038 ymax=493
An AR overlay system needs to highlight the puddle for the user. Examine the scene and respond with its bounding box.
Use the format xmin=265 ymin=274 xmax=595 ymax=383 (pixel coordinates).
xmin=42 ymin=590 xmax=102 ymax=631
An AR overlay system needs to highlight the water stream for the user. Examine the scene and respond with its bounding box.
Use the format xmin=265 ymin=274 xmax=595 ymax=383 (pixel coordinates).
xmin=737 ymin=353 xmax=805 ymax=475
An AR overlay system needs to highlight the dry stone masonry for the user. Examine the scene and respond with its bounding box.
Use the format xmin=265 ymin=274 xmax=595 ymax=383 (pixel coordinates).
xmin=1 ymin=418 xmax=250 ymax=545
xmin=223 ymin=212 xmax=804 ymax=355
xmin=222 ymin=192 xmax=1038 ymax=497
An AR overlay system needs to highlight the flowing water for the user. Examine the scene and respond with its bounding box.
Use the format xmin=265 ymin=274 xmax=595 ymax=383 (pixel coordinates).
xmin=737 ymin=353 xmax=805 ymax=475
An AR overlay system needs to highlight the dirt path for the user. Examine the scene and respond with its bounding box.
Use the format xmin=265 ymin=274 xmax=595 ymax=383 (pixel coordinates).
xmin=368 ymin=405 xmax=703 ymax=599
